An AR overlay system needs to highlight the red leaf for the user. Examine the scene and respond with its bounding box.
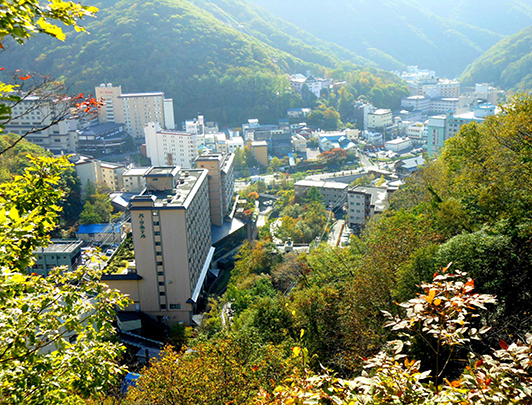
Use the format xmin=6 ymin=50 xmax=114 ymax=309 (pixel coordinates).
xmin=19 ymin=74 xmax=31 ymax=81
xmin=0 ymin=42 xmax=4 ymax=50
xmin=475 ymin=359 xmax=484 ymax=368
xmin=0 ymin=67 xmax=4 ymax=71
xmin=499 ymin=339 xmax=509 ymax=350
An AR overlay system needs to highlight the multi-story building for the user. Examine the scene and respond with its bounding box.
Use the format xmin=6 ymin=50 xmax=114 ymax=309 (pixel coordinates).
xmin=367 ymin=109 xmax=393 ymax=130
xmin=227 ymin=136 xmax=244 ymax=153
xmin=427 ymin=103 xmax=495 ymax=155
xmin=195 ymin=153 xmax=235 ymax=226
xmin=144 ymin=122 xmax=198 ymax=168
xmin=70 ymin=154 xmax=125 ymax=191
xmin=183 ymin=115 xmax=219 ymax=135
xmin=251 ymin=141 xmax=268 ymax=167
xmin=294 ymin=180 xmax=348 ymax=209
xmin=95 ymin=84 xmax=175 ymax=140
xmin=347 ymin=186 xmax=389 ymax=230
xmin=5 ymin=95 xmax=79 ymax=153
xmin=292 ymin=134 xmax=307 ymax=152
xmin=289 ymin=74 xmax=331 ymax=98
xmin=401 ymin=95 xmax=430 ymax=113
xmin=122 ymin=167 xmax=151 ymax=193
xmin=124 ymin=168 xmax=213 ymax=324
xmin=429 ymin=97 xmax=460 ymax=114
xmin=100 ymin=162 xmax=125 ymax=190
xmin=29 ymin=239 xmax=83 ymax=276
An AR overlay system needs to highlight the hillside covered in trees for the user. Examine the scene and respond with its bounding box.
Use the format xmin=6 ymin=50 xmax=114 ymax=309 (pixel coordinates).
xmin=124 ymin=95 xmax=532 ymax=403
xmin=247 ymin=0 xmax=531 ymax=77
xmin=0 ymin=0 xmax=406 ymax=127
xmin=461 ymin=25 xmax=532 ymax=92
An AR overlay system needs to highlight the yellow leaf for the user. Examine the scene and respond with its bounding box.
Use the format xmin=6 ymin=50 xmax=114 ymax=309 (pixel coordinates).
xmin=434 ymin=298 xmax=442 ymax=306
xmin=300 ymin=329 xmax=305 ymax=339
xmin=292 ymin=346 xmax=301 ymax=357
xmin=37 ymin=18 xmax=66 ymax=41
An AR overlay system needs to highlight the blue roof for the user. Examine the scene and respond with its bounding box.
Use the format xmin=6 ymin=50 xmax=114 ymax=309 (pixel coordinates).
xmin=77 ymin=224 xmax=121 ymax=234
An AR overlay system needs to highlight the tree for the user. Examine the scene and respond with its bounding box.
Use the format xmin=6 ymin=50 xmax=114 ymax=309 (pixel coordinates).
xmin=0 ymin=157 xmax=129 ymax=404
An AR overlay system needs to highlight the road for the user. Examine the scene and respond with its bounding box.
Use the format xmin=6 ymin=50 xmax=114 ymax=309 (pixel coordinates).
xmin=327 ymin=220 xmax=345 ymax=247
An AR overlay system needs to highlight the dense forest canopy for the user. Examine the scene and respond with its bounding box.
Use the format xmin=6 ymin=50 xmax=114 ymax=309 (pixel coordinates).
xmin=461 ymin=25 xmax=532 ymax=92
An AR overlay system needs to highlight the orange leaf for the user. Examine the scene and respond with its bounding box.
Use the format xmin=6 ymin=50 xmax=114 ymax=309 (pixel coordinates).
xmin=425 ymin=289 xmax=436 ymax=304
xmin=0 ymin=42 xmax=4 ymax=50
xmin=19 ymin=74 xmax=31 ymax=81
xmin=464 ymin=279 xmax=475 ymax=293
xmin=499 ymin=339 xmax=509 ymax=350
xmin=434 ymin=298 xmax=442 ymax=306
xmin=450 ymin=380 xmax=462 ymax=388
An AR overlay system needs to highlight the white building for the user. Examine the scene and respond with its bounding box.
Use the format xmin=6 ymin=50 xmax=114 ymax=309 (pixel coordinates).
xmin=226 ymin=136 xmax=244 ymax=153
xmin=401 ymin=95 xmax=430 ymax=113
xmin=292 ymin=134 xmax=307 ymax=152
xmin=367 ymin=109 xmax=393 ymax=129
xmin=406 ymin=122 xmax=426 ymax=140
xmin=430 ymin=98 xmax=460 ymax=114
xmin=5 ymin=96 xmax=79 ymax=153
xmin=145 ymin=122 xmax=198 ymax=168
xmin=385 ymin=138 xmax=412 ymax=152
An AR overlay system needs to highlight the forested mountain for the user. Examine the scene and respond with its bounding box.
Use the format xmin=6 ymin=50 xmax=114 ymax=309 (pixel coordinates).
xmin=461 ymin=26 xmax=532 ymax=92
xmin=0 ymin=0 xmax=405 ymax=126
xmin=247 ymin=0 xmax=532 ymax=77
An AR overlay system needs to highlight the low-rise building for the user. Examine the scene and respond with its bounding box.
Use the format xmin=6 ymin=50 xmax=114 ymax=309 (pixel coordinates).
xmin=294 ymin=180 xmax=348 ymax=209
xmin=385 ymin=137 xmax=412 ymax=152
xmin=122 ymin=167 xmax=151 ymax=192
xmin=29 ymin=239 xmax=83 ymax=276
xmin=70 ymin=154 xmax=125 ymax=192
xmin=77 ymin=123 xmax=128 ymax=154
xmin=347 ymin=186 xmax=388 ymax=230
xmin=287 ymin=108 xmax=312 ymax=118
xmin=76 ymin=224 xmax=123 ymax=245
xmin=292 ymin=134 xmax=307 ymax=152
xmin=5 ymin=95 xmax=79 ymax=153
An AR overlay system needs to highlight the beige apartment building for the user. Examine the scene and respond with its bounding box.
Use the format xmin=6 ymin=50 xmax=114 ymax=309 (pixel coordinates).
xmin=71 ymin=154 xmax=125 ymax=192
xmin=105 ymin=167 xmax=213 ymax=324
xmin=195 ymin=153 xmax=235 ymax=226
xmin=95 ymin=84 xmax=175 ymax=140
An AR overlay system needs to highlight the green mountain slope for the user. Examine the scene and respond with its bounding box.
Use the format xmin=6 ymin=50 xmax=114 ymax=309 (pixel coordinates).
xmin=247 ymin=0 xmax=508 ymax=77
xmin=0 ymin=0 xmax=406 ymax=126
xmin=406 ymin=0 xmax=532 ymax=36
xmin=461 ymin=26 xmax=532 ymax=92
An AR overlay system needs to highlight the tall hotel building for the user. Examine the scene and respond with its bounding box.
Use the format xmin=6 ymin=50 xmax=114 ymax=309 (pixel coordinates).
xmin=127 ymin=167 xmax=214 ymax=324
xmin=95 ymin=84 xmax=175 ymax=140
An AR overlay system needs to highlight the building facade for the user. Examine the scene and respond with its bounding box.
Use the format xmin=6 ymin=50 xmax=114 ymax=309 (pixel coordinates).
xmin=145 ymin=122 xmax=198 ymax=168
xmin=127 ymin=168 xmax=213 ymax=324
xmin=347 ymin=186 xmax=388 ymax=230
xmin=95 ymin=84 xmax=175 ymax=140
xmin=195 ymin=153 xmax=235 ymax=226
